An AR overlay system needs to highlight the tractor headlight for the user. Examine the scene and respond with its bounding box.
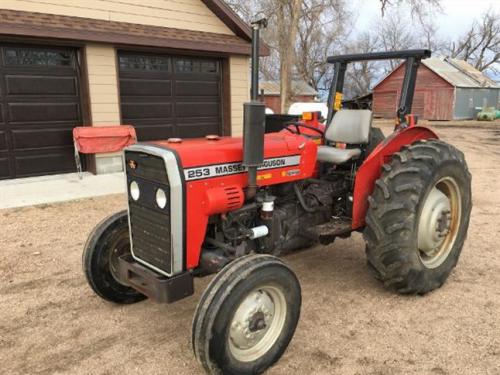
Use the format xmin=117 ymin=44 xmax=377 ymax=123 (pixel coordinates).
xmin=130 ymin=181 xmax=140 ymax=201
xmin=156 ymin=188 xmax=167 ymax=209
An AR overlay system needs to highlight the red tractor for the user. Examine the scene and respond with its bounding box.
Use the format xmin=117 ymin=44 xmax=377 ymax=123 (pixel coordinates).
xmin=83 ymin=19 xmax=471 ymax=375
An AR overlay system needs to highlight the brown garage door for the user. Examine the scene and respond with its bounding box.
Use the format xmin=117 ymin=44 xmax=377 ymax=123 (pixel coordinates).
xmin=0 ymin=44 xmax=82 ymax=179
xmin=118 ymin=51 xmax=222 ymax=141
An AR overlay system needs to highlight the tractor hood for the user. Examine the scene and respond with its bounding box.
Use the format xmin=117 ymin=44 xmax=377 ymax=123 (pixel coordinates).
xmin=149 ymin=133 xmax=317 ymax=170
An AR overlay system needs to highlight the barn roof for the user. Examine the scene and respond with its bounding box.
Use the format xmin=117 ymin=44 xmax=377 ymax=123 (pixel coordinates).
xmin=259 ymin=80 xmax=318 ymax=96
xmin=373 ymin=57 xmax=499 ymax=90
xmin=422 ymin=58 xmax=498 ymax=88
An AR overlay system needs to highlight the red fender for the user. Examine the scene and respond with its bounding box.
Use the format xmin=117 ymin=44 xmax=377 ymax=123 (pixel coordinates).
xmin=352 ymin=126 xmax=438 ymax=229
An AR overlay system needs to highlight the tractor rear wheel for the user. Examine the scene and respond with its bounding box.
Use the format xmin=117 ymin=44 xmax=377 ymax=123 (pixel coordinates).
xmin=83 ymin=211 xmax=146 ymax=304
xmin=364 ymin=139 xmax=472 ymax=294
xmin=192 ymin=254 xmax=301 ymax=375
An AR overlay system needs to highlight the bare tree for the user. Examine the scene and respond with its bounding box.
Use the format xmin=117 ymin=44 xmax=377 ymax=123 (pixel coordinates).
xmin=224 ymin=0 xmax=252 ymax=19
xmin=343 ymin=32 xmax=383 ymax=98
xmin=223 ymin=0 xmax=281 ymax=81
xmin=295 ymin=0 xmax=349 ymax=92
xmin=226 ymin=0 xmax=347 ymax=111
xmin=376 ymin=9 xmax=417 ymax=71
xmin=276 ymin=0 xmax=302 ymax=112
xmin=379 ymin=0 xmax=441 ymax=17
xmin=449 ymin=11 xmax=500 ymax=74
xmin=415 ymin=13 xmax=446 ymax=53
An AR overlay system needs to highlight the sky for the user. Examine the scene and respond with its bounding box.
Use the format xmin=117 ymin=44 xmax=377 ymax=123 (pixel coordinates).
xmin=354 ymin=0 xmax=499 ymax=38
xmin=351 ymin=0 xmax=500 ymax=82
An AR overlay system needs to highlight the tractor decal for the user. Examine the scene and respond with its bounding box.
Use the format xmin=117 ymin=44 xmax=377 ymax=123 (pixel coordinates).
xmin=184 ymin=155 xmax=301 ymax=181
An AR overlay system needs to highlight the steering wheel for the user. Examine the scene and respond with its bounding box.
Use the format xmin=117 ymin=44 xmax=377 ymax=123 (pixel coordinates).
xmin=283 ymin=122 xmax=325 ymax=137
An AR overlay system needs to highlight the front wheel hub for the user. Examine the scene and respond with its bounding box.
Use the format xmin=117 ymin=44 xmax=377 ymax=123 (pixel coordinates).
xmin=228 ymin=286 xmax=287 ymax=362
xmin=248 ymin=311 xmax=267 ymax=332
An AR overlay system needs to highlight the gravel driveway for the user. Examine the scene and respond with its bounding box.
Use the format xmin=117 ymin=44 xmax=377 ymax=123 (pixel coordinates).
xmin=1 ymin=124 xmax=499 ymax=375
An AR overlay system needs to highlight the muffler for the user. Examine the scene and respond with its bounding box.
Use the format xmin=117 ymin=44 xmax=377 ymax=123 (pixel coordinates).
xmin=243 ymin=18 xmax=267 ymax=199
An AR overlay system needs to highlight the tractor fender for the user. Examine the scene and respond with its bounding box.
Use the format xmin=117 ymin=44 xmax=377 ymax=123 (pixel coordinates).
xmin=352 ymin=126 xmax=438 ymax=229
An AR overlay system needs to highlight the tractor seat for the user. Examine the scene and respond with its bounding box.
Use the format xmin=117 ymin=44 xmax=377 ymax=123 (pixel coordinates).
xmin=317 ymin=147 xmax=362 ymax=164
xmin=317 ymin=109 xmax=372 ymax=164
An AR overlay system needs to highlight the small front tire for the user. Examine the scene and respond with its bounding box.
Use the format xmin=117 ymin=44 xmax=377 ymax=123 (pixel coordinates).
xmin=83 ymin=210 xmax=146 ymax=304
xmin=192 ymin=254 xmax=301 ymax=375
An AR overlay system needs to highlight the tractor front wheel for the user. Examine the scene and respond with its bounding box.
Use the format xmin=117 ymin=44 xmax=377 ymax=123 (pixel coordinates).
xmin=364 ymin=139 xmax=472 ymax=294
xmin=192 ymin=254 xmax=301 ymax=375
xmin=83 ymin=210 xmax=146 ymax=304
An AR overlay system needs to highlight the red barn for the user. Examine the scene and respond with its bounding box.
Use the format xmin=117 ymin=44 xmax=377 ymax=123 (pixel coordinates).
xmin=373 ymin=57 xmax=499 ymax=120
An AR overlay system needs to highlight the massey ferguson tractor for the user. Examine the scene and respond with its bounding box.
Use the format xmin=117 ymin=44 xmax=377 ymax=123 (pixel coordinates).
xmin=83 ymin=19 xmax=471 ymax=375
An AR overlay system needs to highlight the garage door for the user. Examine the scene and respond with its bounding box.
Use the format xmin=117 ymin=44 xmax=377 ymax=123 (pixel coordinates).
xmin=0 ymin=44 xmax=82 ymax=179
xmin=118 ymin=51 xmax=222 ymax=141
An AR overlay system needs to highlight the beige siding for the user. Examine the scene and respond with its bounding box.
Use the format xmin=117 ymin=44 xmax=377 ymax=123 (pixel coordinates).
xmin=1 ymin=0 xmax=252 ymax=175
xmin=85 ymin=44 xmax=121 ymax=125
xmin=1 ymin=0 xmax=233 ymax=34
xmin=230 ymin=56 xmax=249 ymax=136
xmin=84 ymin=44 xmax=122 ymax=173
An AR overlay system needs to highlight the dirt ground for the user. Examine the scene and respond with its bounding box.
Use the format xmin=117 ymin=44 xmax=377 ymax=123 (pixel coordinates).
xmin=1 ymin=122 xmax=500 ymax=375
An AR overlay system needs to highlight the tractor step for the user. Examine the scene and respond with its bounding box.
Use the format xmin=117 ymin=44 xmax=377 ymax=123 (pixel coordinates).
xmin=306 ymin=217 xmax=353 ymax=245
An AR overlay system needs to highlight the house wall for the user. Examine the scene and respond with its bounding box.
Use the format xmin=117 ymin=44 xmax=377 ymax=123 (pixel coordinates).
xmin=373 ymin=64 xmax=454 ymax=120
xmin=86 ymin=44 xmax=121 ymax=125
xmin=0 ymin=0 xmax=233 ymax=34
xmin=264 ymin=95 xmax=316 ymax=114
xmin=454 ymin=88 xmax=500 ymax=120
xmin=1 ymin=0 xmax=252 ymax=174
xmin=85 ymin=44 xmax=123 ymax=174
xmin=229 ymin=56 xmax=249 ymax=137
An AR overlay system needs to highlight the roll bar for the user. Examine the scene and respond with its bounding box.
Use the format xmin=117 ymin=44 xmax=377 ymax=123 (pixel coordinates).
xmin=326 ymin=49 xmax=432 ymax=126
xmin=327 ymin=49 xmax=431 ymax=63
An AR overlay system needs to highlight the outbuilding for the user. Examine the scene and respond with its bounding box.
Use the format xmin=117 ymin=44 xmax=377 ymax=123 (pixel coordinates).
xmin=0 ymin=0 xmax=264 ymax=179
xmin=259 ymin=80 xmax=318 ymax=114
xmin=373 ymin=57 xmax=499 ymax=121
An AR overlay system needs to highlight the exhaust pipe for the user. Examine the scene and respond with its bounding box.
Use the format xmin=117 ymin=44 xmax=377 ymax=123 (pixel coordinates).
xmin=243 ymin=18 xmax=267 ymax=200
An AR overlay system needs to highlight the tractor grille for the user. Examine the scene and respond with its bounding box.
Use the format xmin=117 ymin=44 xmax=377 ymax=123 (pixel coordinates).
xmin=129 ymin=202 xmax=172 ymax=273
xmin=125 ymin=151 xmax=172 ymax=275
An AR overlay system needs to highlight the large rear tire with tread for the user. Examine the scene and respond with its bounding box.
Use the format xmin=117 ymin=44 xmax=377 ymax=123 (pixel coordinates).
xmin=364 ymin=139 xmax=472 ymax=295
xmin=83 ymin=211 xmax=146 ymax=304
xmin=192 ymin=254 xmax=301 ymax=375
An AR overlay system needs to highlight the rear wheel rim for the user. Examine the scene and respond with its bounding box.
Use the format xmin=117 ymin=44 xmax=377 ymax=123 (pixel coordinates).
xmin=228 ymin=285 xmax=287 ymax=362
xmin=418 ymin=177 xmax=462 ymax=269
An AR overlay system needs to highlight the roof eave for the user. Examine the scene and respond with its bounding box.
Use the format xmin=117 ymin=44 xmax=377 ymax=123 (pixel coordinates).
xmin=0 ymin=23 xmax=253 ymax=56
xmin=201 ymin=0 xmax=271 ymax=56
xmin=371 ymin=62 xmax=405 ymax=91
